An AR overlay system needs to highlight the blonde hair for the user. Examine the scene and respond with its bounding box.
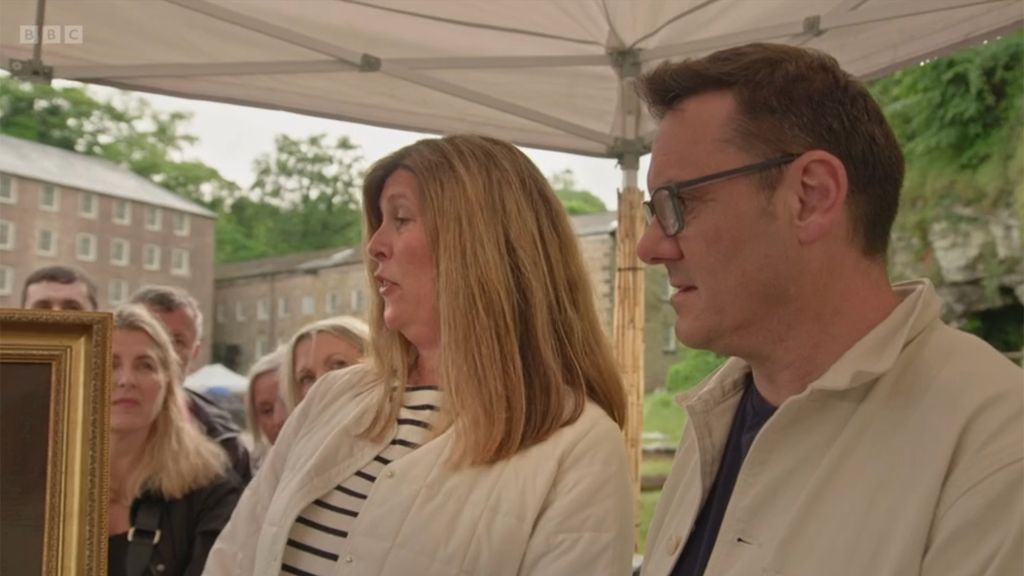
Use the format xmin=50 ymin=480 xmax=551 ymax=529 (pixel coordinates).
xmin=280 ymin=315 xmax=370 ymax=409
xmin=245 ymin=346 xmax=286 ymax=451
xmin=362 ymin=134 xmax=626 ymax=466
xmin=113 ymin=305 xmax=228 ymax=500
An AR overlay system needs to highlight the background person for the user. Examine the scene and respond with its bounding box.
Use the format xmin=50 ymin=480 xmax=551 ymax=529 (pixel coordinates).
xmin=21 ymin=265 xmax=97 ymax=311
xmin=635 ymin=43 xmax=1023 ymax=576
xmin=245 ymin=346 xmax=287 ymax=470
xmin=279 ymin=315 xmax=368 ymax=409
xmin=131 ymin=285 xmax=252 ymax=483
xmin=109 ymin=304 xmax=242 ymax=576
xmin=205 ymin=135 xmax=633 ymax=576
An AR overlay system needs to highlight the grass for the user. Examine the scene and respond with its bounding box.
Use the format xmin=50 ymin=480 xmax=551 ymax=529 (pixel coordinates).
xmin=635 ymin=389 xmax=690 ymax=554
xmin=637 ymin=490 xmax=662 ymax=554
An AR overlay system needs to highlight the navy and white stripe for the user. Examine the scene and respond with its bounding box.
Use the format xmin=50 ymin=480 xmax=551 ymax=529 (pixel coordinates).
xmin=280 ymin=387 xmax=442 ymax=575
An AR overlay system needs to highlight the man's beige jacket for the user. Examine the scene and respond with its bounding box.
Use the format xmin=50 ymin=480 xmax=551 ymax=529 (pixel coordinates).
xmin=204 ymin=365 xmax=634 ymax=576
xmin=643 ymin=280 xmax=1023 ymax=576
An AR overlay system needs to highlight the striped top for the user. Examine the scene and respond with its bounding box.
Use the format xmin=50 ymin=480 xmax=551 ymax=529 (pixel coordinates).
xmin=280 ymin=386 xmax=442 ymax=576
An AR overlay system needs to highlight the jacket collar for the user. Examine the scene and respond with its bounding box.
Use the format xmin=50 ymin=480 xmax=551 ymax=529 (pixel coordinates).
xmin=678 ymin=279 xmax=941 ymax=411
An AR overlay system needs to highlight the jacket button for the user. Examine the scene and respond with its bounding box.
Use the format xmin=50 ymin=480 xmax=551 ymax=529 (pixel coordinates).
xmin=385 ymin=470 xmax=395 ymax=478
xmin=155 ymin=564 xmax=166 ymax=572
xmin=666 ymin=534 xmax=682 ymax=556
xmin=344 ymin=555 xmax=354 ymax=563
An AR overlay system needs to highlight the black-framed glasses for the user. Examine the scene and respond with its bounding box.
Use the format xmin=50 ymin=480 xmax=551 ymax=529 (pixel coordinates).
xmin=643 ymin=154 xmax=799 ymax=237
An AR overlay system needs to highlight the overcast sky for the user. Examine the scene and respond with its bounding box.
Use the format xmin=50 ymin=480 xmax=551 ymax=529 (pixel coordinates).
xmin=79 ymin=83 xmax=652 ymax=211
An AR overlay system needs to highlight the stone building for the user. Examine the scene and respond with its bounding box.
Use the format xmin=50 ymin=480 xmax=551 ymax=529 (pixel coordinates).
xmin=0 ymin=135 xmax=217 ymax=365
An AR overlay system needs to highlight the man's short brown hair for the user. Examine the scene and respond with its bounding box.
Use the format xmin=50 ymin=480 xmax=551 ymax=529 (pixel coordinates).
xmin=130 ymin=285 xmax=204 ymax=343
xmin=21 ymin=265 xmax=98 ymax=309
xmin=638 ymin=42 xmax=904 ymax=258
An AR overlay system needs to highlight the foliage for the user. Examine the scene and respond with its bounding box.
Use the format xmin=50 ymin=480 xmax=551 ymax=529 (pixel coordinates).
xmin=0 ymin=77 xmax=239 ymax=204
xmin=665 ymin=348 xmax=727 ymax=394
xmin=643 ymin=388 xmax=688 ymax=445
xmin=548 ymin=168 xmax=607 ymax=215
xmin=871 ymin=33 xmax=1023 ymax=267
xmin=217 ymin=134 xmax=364 ymax=262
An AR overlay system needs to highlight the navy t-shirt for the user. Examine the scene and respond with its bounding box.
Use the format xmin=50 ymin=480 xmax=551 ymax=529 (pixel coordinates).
xmin=670 ymin=376 xmax=777 ymax=576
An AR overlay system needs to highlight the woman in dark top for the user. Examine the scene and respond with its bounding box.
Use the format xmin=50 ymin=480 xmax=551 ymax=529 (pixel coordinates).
xmin=109 ymin=305 xmax=242 ymax=576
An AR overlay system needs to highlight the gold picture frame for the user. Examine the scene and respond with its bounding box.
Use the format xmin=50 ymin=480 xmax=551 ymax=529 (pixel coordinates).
xmin=0 ymin=308 xmax=111 ymax=575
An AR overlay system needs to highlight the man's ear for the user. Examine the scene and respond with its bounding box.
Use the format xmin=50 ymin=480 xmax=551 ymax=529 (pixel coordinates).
xmin=786 ymin=150 xmax=849 ymax=245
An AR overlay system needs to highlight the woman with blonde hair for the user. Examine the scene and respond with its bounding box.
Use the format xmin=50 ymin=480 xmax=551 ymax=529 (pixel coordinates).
xmin=280 ymin=315 xmax=369 ymax=408
xmin=245 ymin=346 xmax=287 ymax=468
xmin=108 ymin=304 xmax=241 ymax=576
xmin=207 ymin=135 xmax=632 ymax=576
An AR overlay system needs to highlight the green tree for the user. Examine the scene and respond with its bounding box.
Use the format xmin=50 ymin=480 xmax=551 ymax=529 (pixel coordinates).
xmin=0 ymin=77 xmax=239 ymax=205
xmin=217 ymin=134 xmax=364 ymax=262
xmin=665 ymin=348 xmax=727 ymax=393
xmin=548 ymin=169 xmax=607 ymax=215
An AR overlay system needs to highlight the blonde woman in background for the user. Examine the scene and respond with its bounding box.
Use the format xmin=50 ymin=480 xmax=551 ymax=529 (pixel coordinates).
xmin=245 ymin=347 xmax=287 ymax=470
xmin=205 ymin=135 xmax=632 ymax=576
xmin=279 ymin=315 xmax=369 ymax=408
xmin=109 ymin=305 xmax=242 ymax=576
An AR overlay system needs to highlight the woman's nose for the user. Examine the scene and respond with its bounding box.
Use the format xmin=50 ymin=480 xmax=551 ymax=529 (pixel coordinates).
xmin=367 ymin=228 xmax=389 ymax=262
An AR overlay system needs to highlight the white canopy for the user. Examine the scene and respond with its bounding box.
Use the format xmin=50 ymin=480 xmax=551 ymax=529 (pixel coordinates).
xmin=1 ymin=0 xmax=1020 ymax=161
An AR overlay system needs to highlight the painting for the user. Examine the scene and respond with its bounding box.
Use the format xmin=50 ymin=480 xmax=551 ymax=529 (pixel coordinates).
xmin=0 ymin=308 xmax=111 ymax=575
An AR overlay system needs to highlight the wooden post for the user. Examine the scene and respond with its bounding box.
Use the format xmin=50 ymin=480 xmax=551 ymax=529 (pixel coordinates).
xmin=614 ymin=184 xmax=646 ymax=548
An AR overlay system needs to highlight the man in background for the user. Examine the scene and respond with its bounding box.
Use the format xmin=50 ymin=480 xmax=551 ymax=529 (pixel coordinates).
xmin=21 ymin=265 xmax=97 ymax=311
xmin=131 ymin=285 xmax=252 ymax=483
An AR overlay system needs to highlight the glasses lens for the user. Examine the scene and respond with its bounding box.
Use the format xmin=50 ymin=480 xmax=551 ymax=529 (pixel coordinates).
xmin=651 ymin=188 xmax=681 ymax=236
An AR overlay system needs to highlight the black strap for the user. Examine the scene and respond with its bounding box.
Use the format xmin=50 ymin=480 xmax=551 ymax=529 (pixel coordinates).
xmin=125 ymin=499 xmax=162 ymax=576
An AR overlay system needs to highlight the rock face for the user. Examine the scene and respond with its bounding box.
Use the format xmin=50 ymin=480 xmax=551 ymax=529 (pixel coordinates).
xmin=891 ymin=208 xmax=1022 ymax=322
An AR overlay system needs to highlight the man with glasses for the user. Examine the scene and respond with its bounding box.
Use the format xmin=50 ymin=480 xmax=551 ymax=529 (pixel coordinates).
xmin=636 ymin=43 xmax=1021 ymax=576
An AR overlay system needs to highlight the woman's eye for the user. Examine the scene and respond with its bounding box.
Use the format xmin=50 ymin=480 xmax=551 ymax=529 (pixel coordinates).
xmin=298 ymin=374 xmax=315 ymax=386
xmin=329 ymin=360 xmax=349 ymax=371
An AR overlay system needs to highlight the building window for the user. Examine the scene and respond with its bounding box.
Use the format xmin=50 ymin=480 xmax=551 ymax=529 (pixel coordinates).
xmin=173 ymin=213 xmax=191 ymax=236
xmin=108 ymin=279 xmax=129 ymax=305
xmin=79 ymin=191 xmax=97 ymax=218
xmin=170 ymin=248 xmax=190 ymax=276
xmin=143 ymin=244 xmax=161 ymax=271
xmin=277 ymin=297 xmax=289 ymax=318
xmin=0 ymin=266 xmax=12 ymax=296
xmin=39 ymin=184 xmax=60 ymax=211
xmin=0 ymin=174 xmax=16 ymax=204
xmin=325 ymin=291 xmax=339 ymax=314
xmin=145 ymin=206 xmax=163 ymax=231
xmin=76 ymin=233 xmax=97 ymax=262
xmin=664 ymin=325 xmax=678 ymax=353
xmin=110 ymin=238 xmax=130 ymax=266
xmin=302 ymin=295 xmax=315 ymax=316
xmin=0 ymin=220 xmax=13 ymax=251
xmin=235 ymin=301 xmax=247 ymax=322
xmin=257 ymin=299 xmax=269 ymax=321
xmin=216 ymin=304 xmax=226 ymax=324
xmin=113 ymin=199 xmax=131 ymax=225
xmin=255 ymin=336 xmax=268 ymax=359
xmin=350 ymin=288 xmax=364 ymax=313
xmin=36 ymin=229 xmax=57 ymax=256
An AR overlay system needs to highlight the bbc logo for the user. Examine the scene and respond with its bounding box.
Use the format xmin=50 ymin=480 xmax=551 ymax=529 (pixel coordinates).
xmin=19 ymin=25 xmax=83 ymax=45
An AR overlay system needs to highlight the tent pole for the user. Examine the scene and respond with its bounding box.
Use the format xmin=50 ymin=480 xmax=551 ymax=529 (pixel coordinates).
xmin=611 ymin=47 xmax=647 ymax=551
xmin=614 ymin=152 xmax=646 ymax=551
